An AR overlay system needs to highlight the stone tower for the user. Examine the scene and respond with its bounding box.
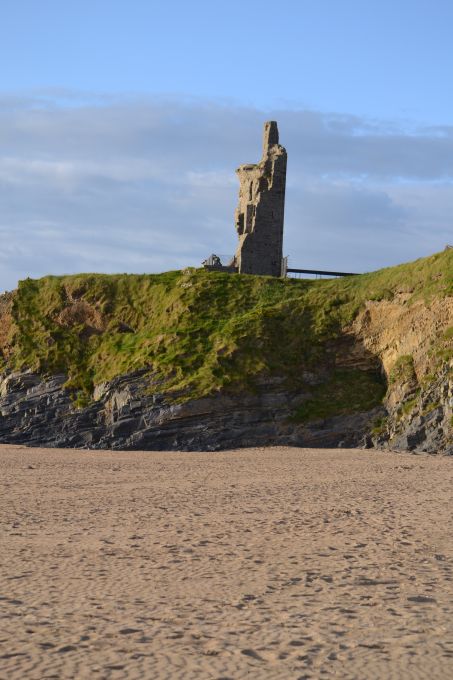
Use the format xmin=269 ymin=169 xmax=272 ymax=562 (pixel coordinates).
xmin=233 ymin=121 xmax=287 ymax=276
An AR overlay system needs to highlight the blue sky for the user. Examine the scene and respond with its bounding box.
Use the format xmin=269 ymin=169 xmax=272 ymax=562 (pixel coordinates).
xmin=1 ymin=0 xmax=452 ymax=290
xmin=3 ymin=0 xmax=452 ymax=122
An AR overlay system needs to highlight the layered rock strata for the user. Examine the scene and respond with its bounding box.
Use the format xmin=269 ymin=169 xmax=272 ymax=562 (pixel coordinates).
xmin=0 ymin=363 xmax=451 ymax=453
xmin=0 ymin=369 xmax=383 ymax=451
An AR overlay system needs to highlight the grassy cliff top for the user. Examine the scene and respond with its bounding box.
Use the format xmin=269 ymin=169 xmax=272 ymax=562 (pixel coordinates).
xmin=0 ymin=249 xmax=452 ymax=405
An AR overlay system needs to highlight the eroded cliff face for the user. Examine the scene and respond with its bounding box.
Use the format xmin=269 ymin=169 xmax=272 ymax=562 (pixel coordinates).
xmin=0 ymin=256 xmax=451 ymax=453
xmin=349 ymin=295 xmax=453 ymax=376
xmin=0 ymin=294 xmax=450 ymax=452
xmin=348 ymin=296 xmax=453 ymax=453
xmin=0 ymin=368 xmax=383 ymax=451
xmin=0 ymin=291 xmax=13 ymax=363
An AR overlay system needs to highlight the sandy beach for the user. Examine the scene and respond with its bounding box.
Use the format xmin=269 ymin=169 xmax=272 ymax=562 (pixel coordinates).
xmin=1 ymin=445 xmax=452 ymax=679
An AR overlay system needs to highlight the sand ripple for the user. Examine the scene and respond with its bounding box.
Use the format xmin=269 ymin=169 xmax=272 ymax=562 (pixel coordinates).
xmin=0 ymin=445 xmax=452 ymax=679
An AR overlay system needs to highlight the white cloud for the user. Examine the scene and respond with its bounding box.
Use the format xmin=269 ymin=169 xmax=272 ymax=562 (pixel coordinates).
xmin=0 ymin=92 xmax=452 ymax=291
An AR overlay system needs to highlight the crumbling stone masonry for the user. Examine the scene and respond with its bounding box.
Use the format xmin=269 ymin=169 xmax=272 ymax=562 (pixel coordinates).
xmin=233 ymin=121 xmax=287 ymax=276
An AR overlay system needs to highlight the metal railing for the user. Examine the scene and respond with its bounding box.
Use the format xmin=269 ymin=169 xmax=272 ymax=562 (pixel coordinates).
xmin=202 ymin=253 xmax=358 ymax=278
xmin=286 ymin=267 xmax=358 ymax=279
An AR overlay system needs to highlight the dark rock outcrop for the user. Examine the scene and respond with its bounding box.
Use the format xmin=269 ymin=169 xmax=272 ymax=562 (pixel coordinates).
xmin=0 ymin=369 xmax=383 ymax=451
xmin=373 ymin=362 xmax=453 ymax=455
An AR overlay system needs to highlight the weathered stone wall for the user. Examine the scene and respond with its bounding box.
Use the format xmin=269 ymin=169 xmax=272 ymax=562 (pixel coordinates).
xmin=234 ymin=121 xmax=287 ymax=277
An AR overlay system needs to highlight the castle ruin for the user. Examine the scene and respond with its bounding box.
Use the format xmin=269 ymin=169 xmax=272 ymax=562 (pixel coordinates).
xmin=203 ymin=121 xmax=287 ymax=277
xmin=233 ymin=121 xmax=287 ymax=277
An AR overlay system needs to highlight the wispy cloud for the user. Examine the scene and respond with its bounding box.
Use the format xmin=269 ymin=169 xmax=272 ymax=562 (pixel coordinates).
xmin=0 ymin=92 xmax=452 ymax=291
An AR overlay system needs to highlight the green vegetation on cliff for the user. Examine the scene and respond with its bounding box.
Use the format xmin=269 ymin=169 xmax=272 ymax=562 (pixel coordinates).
xmin=0 ymin=249 xmax=452 ymax=413
xmin=293 ymin=369 xmax=387 ymax=423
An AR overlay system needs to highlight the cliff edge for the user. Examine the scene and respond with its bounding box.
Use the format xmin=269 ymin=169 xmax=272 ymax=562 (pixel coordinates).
xmin=0 ymin=250 xmax=452 ymax=452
